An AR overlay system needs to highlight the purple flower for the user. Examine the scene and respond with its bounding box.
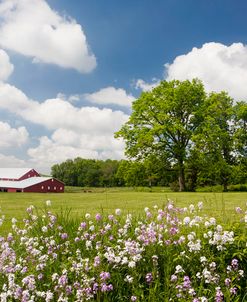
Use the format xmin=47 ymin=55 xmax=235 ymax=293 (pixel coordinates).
xmin=108 ymin=214 xmax=114 ymax=221
xmin=100 ymin=271 xmax=111 ymax=281
xmin=231 ymin=259 xmax=238 ymax=269
xmin=131 ymin=296 xmax=137 ymax=301
xmin=80 ymin=222 xmax=87 ymax=228
xmin=224 ymin=278 xmax=231 ymax=287
xmin=93 ymin=282 xmax=99 ymax=292
xmin=169 ymin=227 xmax=178 ymax=235
xmin=145 ymin=272 xmax=153 ymax=284
xmin=95 ymin=213 xmax=102 ymax=221
xmin=58 ymin=275 xmax=67 ymax=286
xmin=94 ymin=256 xmax=101 ymax=267
xmin=235 ymin=207 xmax=242 ymax=213
xmin=66 ymin=286 xmax=72 ymax=295
xmin=171 ymin=274 xmax=178 ymax=282
xmin=183 ymin=276 xmax=191 ymax=289
xmin=215 ymin=288 xmax=224 ymax=302
xmin=230 ymin=287 xmax=237 ymax=295
xmin=101 ymin=283 xmax=113 ymax=292
xmin=61 ymin=233 xmax=68 ymax=240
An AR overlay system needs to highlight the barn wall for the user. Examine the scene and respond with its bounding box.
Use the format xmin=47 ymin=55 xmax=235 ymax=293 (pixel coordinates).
xmin=23 ymin=178 xmax=64 ymax=193
xmin=7 ymin=188 xmax=17 ymax=192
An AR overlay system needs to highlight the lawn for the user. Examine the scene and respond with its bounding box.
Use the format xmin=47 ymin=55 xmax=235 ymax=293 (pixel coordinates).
xmin=0 ymin=189 xmax=246 ymax=232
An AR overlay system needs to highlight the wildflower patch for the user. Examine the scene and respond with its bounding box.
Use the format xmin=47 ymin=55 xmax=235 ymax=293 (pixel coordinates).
xmin=0 ymin=201 xmax=246 ymax=301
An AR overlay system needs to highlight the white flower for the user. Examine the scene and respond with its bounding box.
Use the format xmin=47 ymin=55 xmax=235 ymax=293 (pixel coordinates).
xmin=128 ymin=261 xmax=136 ymax=268
xmin=45 ymin=200 xmax=51 ymax=206
xmin=198 ymin=201 xmax=203 ymax=210
xmin=89 ymin=225 xmax=95 ymax=231
xmin=42 ymin=226 xmax=48 ymax=233
xmin=175 ymin=265 xmax=184 ymax=274
xmin=189 ymin=204 xmax=195 ymax=213
xmin=124 ymin=275 xmax=134 ymax=283
xmin=200 ymin=256 xmax=207 ymax=263
xmin=183 ymin=216 xmax=191 ymax=225
xmin=144 ymin=207 xmax=149 ymax=213
xmin=187 ymin=232 xmax=195 ymax=241
xmin=209 ymin=217 xmax=216 ymax=225
xmin=188 ymin=239 xmax=201 ymax=252
xmin=86 ymin=240 xmax=92 ymax=250
xmin=115 ymin=208 xmax=122 ymax=215
xmin=11 ymin=217 xmax=17 ymax=224
xmin=216 ymin=225 xmax=223 ymax=232
xmin=85 ymin=213 xmax=91 ymax=219
xmin=238 ymin=270 xmax=244 ymax=277
xmin=167 ymin=203 xmax=174 ymax=211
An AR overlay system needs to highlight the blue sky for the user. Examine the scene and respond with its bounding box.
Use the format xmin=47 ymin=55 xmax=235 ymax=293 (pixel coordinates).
xmin=0 ymin=0 xmax=247 ymax=173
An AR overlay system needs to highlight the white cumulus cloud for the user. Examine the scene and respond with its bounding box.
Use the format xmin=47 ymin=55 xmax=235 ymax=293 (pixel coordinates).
xmin=0 ymin=49 xmax=14 ymax=81
xmin=0 ymin=121 xmax=29 ymax=148
xmin=165 ymin=42 xmax=247 ymax=101
xmin=27 ymin=133 xmax=125 ymax=168
xmin=84 ymin=87 xmax=135 ymax=107
xmin=134 ymin=79 xmax=160 ymax=92
xmin=0 ymin=81 xmax=128 ymax=170
xmin=0 ymin=0 xmax=96 ymax=73
xmin=0 ymin=153 xmax=26 ymax=167
xmin=0 ymin=82 xmax=129 ymax=133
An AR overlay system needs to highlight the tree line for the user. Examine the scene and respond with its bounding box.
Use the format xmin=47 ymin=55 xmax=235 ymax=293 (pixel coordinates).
xmin=52 ymin=79 xmax=247 ymax=191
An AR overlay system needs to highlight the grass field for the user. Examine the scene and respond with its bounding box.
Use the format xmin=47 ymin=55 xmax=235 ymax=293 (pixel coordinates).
xmin=1 ymin=189 xmax=246 ymax=232
xmin=0 ymin=189 xmax=246 ymax=301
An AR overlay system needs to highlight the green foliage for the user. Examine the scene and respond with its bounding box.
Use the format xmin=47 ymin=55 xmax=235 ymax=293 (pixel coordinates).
xmin=192 ymin=92 xmax=235 ymax=191
xmin=52 ymin=158 xmax=121 ymax=187
xmin=115 ymin=79 xmax=247 ymax=191
xmin=115 ymin=79 xmax=206 ymax=192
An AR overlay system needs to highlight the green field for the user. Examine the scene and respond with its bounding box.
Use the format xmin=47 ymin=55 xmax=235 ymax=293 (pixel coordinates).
xmin=1 ymin=189 xmax=246 ymax=232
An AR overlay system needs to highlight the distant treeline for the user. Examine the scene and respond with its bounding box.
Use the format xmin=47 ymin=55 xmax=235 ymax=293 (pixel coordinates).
xmin=51 ymin=158 xmax=173 ymax=188
xmin=51 ymin=156 xmax=246 ymax=191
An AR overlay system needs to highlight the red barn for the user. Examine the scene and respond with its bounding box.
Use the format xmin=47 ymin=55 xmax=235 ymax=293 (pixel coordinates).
xmin=0 ymin=168 xmax=64 ymax=193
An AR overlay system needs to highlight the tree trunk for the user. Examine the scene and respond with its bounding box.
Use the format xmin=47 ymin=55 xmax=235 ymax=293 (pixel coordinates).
xmin=178 ymin=164 xmax=185 ymax=192
xmin=223 ymin=177 xmax=228 ymax=192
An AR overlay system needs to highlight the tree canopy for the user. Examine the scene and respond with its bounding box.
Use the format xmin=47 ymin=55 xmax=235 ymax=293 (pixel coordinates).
xmin=115 ymin=79 xmax=206 ymax=191
xmin=115 ymin=79 xmax=247 ymax=191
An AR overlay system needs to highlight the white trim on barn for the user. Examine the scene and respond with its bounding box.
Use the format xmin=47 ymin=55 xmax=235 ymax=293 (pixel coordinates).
xmin=0 ymin=177 xmax=52 ymax=189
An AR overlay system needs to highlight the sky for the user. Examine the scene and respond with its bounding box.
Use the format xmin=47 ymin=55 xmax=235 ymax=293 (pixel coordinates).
xmin=0 ymin=0 xmax=247 ymax=174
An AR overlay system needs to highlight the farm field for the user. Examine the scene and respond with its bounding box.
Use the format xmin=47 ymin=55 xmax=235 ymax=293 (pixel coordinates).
xmin=0 ymin=189 xmax=247 ymax=231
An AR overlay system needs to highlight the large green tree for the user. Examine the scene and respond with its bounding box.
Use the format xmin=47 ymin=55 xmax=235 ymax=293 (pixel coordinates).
xmin=115 ymin=79 xmax=206 ymax=191
xmin=192 ymin=92 xmax=234 ymax=191
xmin=233 ymin=101 xmax=247 ymax=183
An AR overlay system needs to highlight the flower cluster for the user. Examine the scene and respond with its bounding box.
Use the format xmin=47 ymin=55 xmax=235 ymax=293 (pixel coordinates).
xmin=0 ymin=200 xmax=246 ymax=301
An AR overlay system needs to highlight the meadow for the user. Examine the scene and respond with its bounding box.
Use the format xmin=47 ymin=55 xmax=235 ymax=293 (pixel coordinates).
xmin=0 ymin=190 xmax=246 ymax=301
xmin=1 ymin=189 xmax=247 ymax=229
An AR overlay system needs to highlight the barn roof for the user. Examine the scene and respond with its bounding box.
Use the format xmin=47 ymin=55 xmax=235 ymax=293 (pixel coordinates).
xmin=0 ymin=177 xmax=53 ymax=189
xmin=0 ymin=168 xmax=36 ymax=179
